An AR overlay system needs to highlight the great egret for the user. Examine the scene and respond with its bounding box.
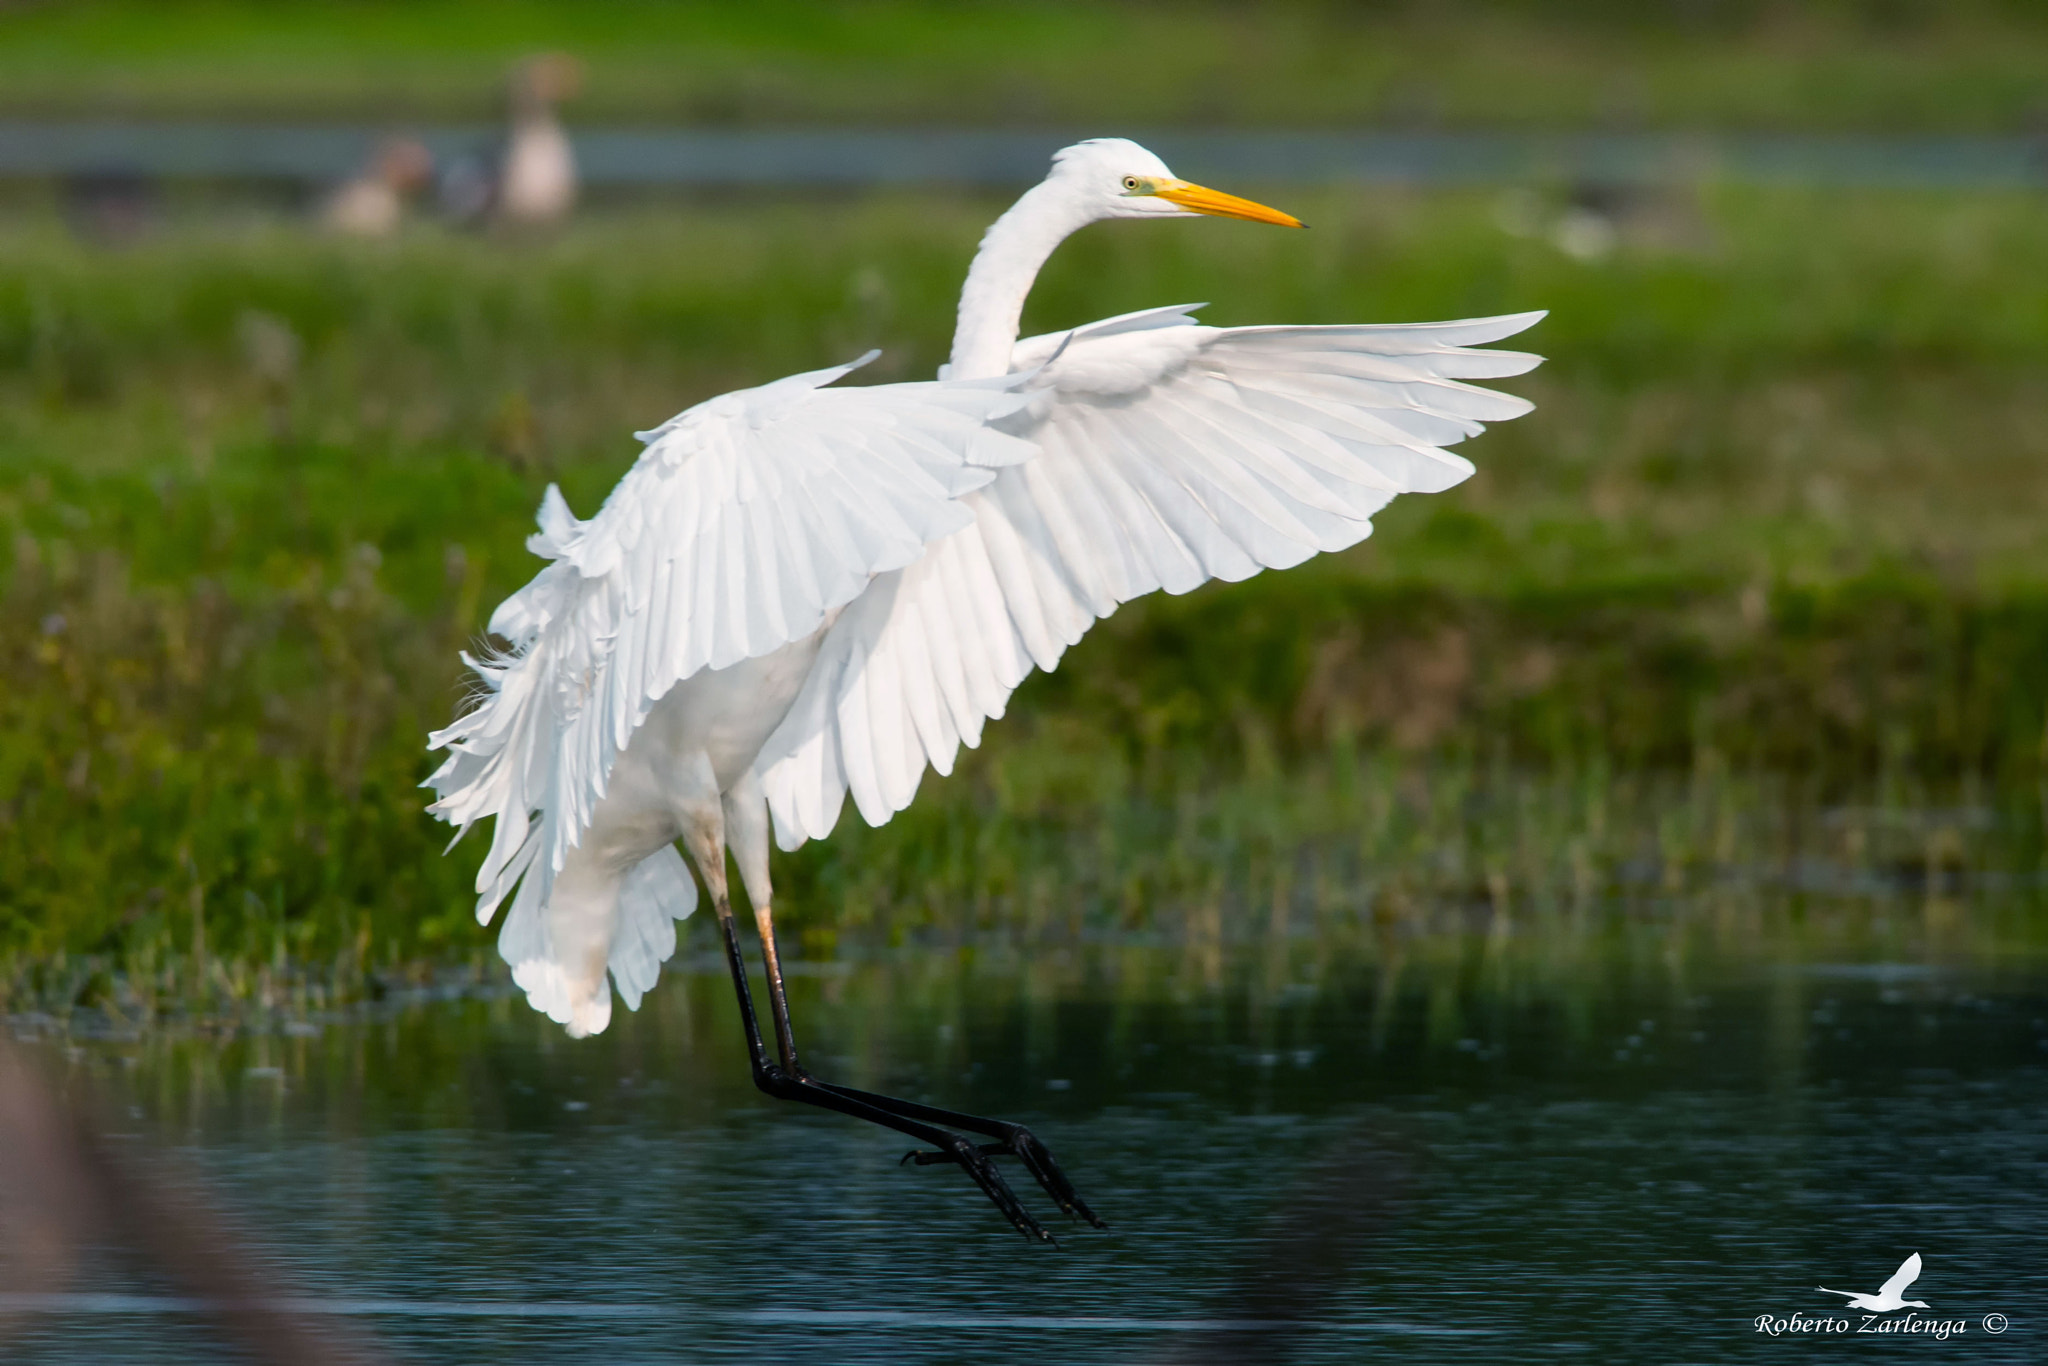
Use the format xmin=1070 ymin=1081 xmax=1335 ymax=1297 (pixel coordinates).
xmin=428 ymin=138 xmax=1543 ymax=1240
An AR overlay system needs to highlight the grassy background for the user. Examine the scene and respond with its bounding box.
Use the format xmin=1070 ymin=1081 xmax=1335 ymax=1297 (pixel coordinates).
xmin=4 ymin=178 xmax=2048 ymax=1008
xmin=2 ymin=0 xmax=2048 ymax=130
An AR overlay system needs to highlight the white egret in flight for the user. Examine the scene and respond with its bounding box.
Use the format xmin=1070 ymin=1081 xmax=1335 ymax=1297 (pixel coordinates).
xmin=428 ymin=138 xmax=1543 ymax=1240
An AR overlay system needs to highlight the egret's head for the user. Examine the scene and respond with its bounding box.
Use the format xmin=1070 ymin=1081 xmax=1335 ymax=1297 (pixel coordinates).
xmin=1049 ymin=138 xmax=1305 ymax=228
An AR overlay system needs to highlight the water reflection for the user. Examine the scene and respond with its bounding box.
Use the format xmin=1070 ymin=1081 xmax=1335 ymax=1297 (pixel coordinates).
xmin=4 ymin=928 xmax=2044 ymax=1363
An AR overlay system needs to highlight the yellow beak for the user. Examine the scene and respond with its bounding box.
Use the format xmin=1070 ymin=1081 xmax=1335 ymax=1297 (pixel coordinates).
xmin=1151 ymin=180 xmax=1305 ymax=228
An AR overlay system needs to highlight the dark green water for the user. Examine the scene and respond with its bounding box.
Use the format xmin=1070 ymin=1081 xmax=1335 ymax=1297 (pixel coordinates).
xmin=4 ymin=926 xmax=2044 ymax=1363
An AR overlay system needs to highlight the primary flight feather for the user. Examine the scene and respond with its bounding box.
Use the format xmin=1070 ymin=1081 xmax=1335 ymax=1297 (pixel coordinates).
xmin=427 ymin=137 xmax=1543 ymax=1240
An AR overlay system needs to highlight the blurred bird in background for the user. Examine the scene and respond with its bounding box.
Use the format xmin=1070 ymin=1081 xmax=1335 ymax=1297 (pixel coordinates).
xmin=438 ymin=53 xmax=583 ymax=227
xmin=319 ymin=136 xmax=434 ymax=237
xmin=498 ymin=53 xmax=583 ymax=225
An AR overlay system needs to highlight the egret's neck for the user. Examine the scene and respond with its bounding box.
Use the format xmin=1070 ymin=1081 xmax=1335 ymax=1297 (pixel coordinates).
xmin=948 ymin=182 xmax=1091 ymax=380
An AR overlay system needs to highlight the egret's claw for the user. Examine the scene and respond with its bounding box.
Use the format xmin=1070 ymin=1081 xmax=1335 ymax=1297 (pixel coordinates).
xmin=936 ymin=1132 xmax=1056 ymax=1244
xmin=1009 ymin=1127 xmax=1107 ymax=1229
xmin=900 ymin=1127 xmax=1106 ymax=1229
xmin=812 ymin=1078 xmax=1105 ymax=1232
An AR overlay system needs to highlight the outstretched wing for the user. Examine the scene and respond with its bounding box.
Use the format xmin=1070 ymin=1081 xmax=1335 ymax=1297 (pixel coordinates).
xmin=755 ymin=305 xmax=1543 ymax=847
xmin=427 ymin=353 xmax=1035 ymax=920
xmin=1879 ymin=1254 xmax=1924 ymax=1300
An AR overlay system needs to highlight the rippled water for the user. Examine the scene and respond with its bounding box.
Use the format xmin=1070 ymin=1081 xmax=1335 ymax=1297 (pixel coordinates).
xmin=5 ymin=932 xmax=2044 ymax=1363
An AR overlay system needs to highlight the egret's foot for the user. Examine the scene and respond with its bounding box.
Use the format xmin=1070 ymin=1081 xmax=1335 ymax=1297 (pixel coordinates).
xmin=748 ymin=1065 xmax=1057 ymax=1243
xmin=923 ymin=1132 xmax=1058 ymax=1246
xmin=803 ymin=1077 xmax=1104 ymax=1228
xmin=901 ymin=1124 xmax=1106 ymax=1230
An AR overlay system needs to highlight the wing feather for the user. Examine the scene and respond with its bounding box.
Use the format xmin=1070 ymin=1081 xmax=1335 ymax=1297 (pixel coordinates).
xmin=1879 ymin=1254 xmax=1923 ymax=1299
xmin=755 ymin=307 xmax=1543 ymax=849
xmin=426 ymin=356 xmax=1032 ymax=924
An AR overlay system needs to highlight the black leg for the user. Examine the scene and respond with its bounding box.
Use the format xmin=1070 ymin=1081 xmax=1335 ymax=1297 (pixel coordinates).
xmin=747 ymin=897 xmax=803 ymax=1079
xmin=710 ymin=883 xmax=774 ymax=1076
xmin=708 ymin=894 xmax=1082 ymax=1243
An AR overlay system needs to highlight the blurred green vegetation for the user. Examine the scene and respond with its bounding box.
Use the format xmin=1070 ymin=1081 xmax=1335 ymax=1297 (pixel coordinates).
xmin=2 ymin=0 xmax=2047 ymax=131
xmin=3 ymin=181 xmax=2048 ymax=1012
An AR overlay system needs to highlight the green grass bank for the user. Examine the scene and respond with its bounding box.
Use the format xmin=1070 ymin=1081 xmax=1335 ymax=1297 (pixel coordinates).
xmin=3 ymin=182 xmax=2047 ymax=1011
xmin=2 ymin=1 xmax=2047 ymax=131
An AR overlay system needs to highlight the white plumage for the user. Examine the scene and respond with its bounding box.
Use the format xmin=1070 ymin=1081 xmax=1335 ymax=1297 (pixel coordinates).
xmin=427 ymin=358 xmax=1034 ymax=1033
xmin=427 ymin=138 xmax=1543 ymax=1038
xmin=756 ymin=304 xmax=1541 ymax=845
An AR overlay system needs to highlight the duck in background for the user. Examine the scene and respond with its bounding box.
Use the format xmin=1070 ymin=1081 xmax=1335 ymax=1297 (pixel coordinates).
xmin=504 ymin=54 xmax=587 ymax=226
xmin=320 ymin=136 xmax=435 ymax=237
xmin=439 ymin=54 xmax=583 ymax=228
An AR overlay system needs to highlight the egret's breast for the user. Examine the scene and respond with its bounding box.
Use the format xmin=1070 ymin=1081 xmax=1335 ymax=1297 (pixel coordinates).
xmin=634 ymin=611 xmax=842 ymax=791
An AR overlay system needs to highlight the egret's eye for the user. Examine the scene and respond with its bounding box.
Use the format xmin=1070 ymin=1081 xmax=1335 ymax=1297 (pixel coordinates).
xmin=1121 ymin=175 xmax=1143 ymax=192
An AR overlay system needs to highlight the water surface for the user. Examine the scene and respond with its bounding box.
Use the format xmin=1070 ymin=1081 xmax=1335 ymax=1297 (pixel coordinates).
xmin=5 ymin=930 xmax=2043 ymax=1363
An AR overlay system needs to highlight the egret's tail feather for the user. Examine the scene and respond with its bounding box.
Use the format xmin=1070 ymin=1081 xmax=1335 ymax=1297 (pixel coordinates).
xmin=609 ymin=844 xmax=697 ymax=1011
xmin=496 ymin=843 xmax=698 ymax=1036
xmin=510 ymin=956 xmax=614 ymax=1039
xmin=496 ymin=867 xmax=611 ymax=1037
